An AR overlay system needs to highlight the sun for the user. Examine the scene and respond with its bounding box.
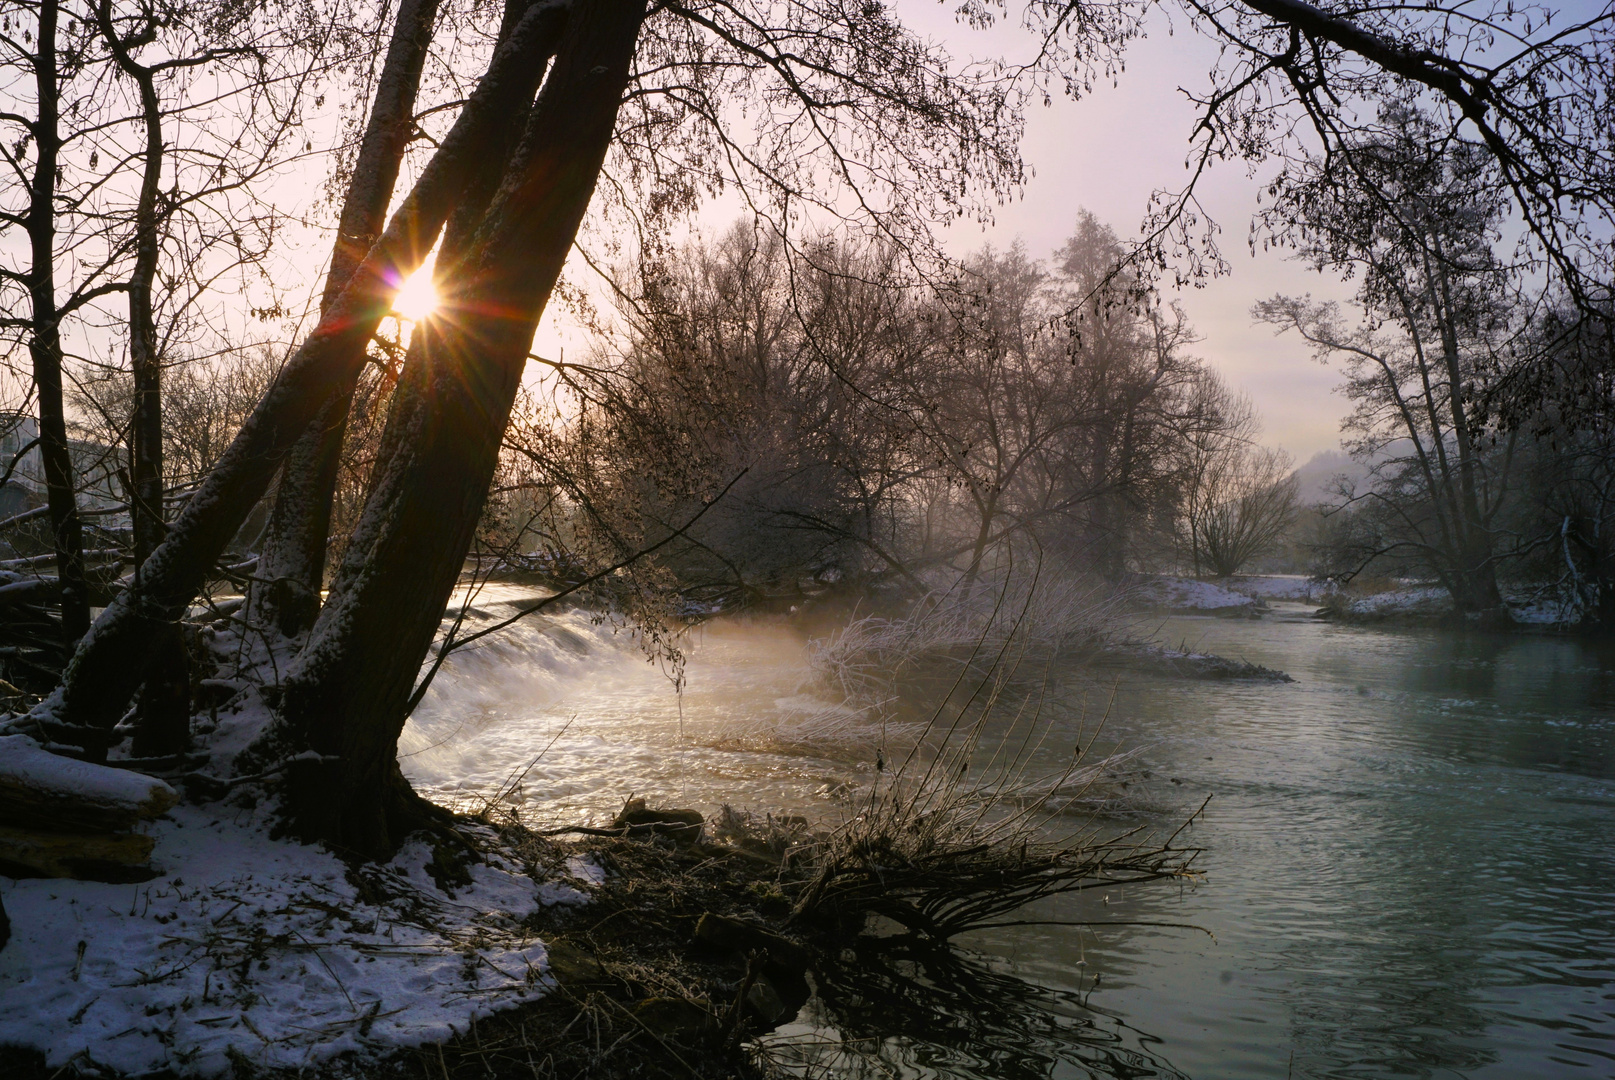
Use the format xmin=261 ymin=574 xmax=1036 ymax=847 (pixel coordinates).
xmin=391 ymin=262 xmax=439 ymax=322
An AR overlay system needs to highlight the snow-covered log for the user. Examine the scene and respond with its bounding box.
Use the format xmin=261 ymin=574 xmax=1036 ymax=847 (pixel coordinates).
xmin=0 ymin=578 xmax=58 ymax=606
xmin=0 ymin=735 xmax=177 ymax=834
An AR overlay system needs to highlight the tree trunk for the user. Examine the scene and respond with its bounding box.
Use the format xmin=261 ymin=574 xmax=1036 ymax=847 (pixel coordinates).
xmin=104 ymin=25 xmax=167 ymax=570
xmin=249 ymin=0 xmax=443 ymax=638
xmin=277 ymin=0 xmax=647 ymax=859
xmin=960 ymin=489 xmax=997 ymax=597
xmin=26 ymin=0 xmax=91 ymax=645
xmin=101 ymin=9 xmax=193 ymax=756
xmin=40 ymin=0 xmax=569 ymax=738
xmin=1430 ymin=264 xmax=1503 ymax=617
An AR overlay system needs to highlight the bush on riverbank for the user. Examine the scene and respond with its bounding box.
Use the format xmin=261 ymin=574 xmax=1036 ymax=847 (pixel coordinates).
xmin=1312 ymin=579 xmax=1600 ymax=630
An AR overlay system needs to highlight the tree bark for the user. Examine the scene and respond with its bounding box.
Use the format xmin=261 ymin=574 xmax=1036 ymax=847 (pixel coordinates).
xmin=26 ymin=0 xmax=91 ymax=645
xmin=277 ymin=0 xmax=647 ymax=859
xmin=41 ymin=0 xmax=570 ymax=738
xmin=1433 ymin=273 xmax=1503 ymax=615
xmin=249 ymin=0 xmax=443 ymax=638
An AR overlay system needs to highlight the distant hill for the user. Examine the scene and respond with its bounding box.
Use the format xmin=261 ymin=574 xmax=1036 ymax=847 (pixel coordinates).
xmin=1291 ymin=449 xmax=1369 ymax=506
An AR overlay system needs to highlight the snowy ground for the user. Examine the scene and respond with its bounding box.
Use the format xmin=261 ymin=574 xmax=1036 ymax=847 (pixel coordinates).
xmin=1129 ymin=576 xmax=1260 ymax=615
xmin=1219 ymin=575 xmax=1340 ymax=604
xmin=1502 ymin=588 xmax=1590 ymax=627
xmin=1335 ymin=585 xmax=1453 ymax=621
xmin=1331 ymin=584 xmax=1584 ymax=626
xmin=0 ymin=803 xmax=596 ymax=1076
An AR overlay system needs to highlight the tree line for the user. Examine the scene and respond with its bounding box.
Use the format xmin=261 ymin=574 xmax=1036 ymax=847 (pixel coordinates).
xmin=496 ymin=213 xmax=1294 ymax=614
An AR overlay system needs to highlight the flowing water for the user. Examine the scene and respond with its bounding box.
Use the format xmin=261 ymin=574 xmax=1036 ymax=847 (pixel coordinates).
xmin=401 ymin=589 xmax=1615 ymax=1079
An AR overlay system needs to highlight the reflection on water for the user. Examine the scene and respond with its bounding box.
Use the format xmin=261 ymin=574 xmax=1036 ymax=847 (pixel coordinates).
xmin=761 ymin=937 xmax=1187 ymax=1079
xmin=402 ymin=594 xmax=1615 ymax=1079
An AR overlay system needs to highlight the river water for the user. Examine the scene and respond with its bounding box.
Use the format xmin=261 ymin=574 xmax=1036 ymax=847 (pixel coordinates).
xmin=400 ymin=592 xmax=1615 ymax=1079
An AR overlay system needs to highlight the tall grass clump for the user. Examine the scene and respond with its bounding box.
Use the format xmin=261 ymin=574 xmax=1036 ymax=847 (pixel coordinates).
xmin=787 ymin=577 xmax=1201 ymax=941
xmin=806 ymin=566 xmax=1128 ymax=705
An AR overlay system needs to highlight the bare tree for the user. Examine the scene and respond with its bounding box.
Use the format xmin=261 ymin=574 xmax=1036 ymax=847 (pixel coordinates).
xmin=1021 ymin=0 xmax=1613 ymax=424
xmin=1045 ymin=214 xmax=1204 ymax=575
xmin=1171 ymin=369 xmax=1296 ymax=577
xmin=3 ymin=0 xmax=94 ymax=641
xmin=1 ymin=0 xmax=338 ymax=685
xmin=510 ymin=223 xmax=932 ymax=606
xmin=248 ymin=0 xmax=441 ymax=638
xmin=1255 ymin=107 xmax=1526 ymax=617
xmin=1190 ymin=444 xmax=1298 ymax=578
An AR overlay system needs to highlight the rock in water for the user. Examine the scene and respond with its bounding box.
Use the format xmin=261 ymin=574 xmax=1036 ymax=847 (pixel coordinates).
xmin=745 ymin=973 xmax=789 ymax=1024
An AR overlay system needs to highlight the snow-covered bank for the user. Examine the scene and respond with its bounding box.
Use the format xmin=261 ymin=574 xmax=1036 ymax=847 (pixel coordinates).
xmin=1330 ymin=585 xmax=1453 ymax=623
xmin=1317 ymin=583 xmax=1590 ymax=629
xmin=0 ymin=804 xmax=594 ymax=1076
xmin=1218 ymin=575 xmax=1340 ymax=604
xmin=1128 ymin=576 xmax=1261 ymax=616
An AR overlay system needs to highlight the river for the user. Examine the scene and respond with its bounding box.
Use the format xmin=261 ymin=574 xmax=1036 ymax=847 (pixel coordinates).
xmin=400 ymin=591 xmax=1615 ymax=1079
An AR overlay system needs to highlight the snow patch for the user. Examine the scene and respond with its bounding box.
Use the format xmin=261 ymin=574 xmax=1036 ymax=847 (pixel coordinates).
xmin=1219 ymin=575 xmax=1340 ymax=604
xmin=0 ymin=803 xmax=583 ymax=1076
xmin=1131 ymin=576 xmax=1259 ymax=613
xmin=1342 ymin=586 xmax=1451 ymax=618
xmin=565 ymin=853 xmax=606 ymax=887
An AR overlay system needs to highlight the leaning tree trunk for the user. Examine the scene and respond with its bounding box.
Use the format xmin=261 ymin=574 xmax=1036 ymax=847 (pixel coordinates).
xmin=36 ymin=1 xmax=570 ymax=742
xmin=249 ymin=0 xmax=443 ymax=638
xmin=276 ymin=0 xmax=647 ymax=859
xmin=26 ymin=0 xmax=91 ymax=645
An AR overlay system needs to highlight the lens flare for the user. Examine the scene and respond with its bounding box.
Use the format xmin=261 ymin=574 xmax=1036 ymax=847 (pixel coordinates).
xmin=392 ymin=264 xmax=439 ymax=321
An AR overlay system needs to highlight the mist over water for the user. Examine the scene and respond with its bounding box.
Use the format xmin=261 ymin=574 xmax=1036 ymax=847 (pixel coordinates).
xmin=401 ymin=590 xmax=1615 ymax=1079
xmin=400 ymin=587 xmax=879 ymax=823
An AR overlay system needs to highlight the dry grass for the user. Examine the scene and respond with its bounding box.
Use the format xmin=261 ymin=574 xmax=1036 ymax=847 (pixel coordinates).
xmin=806 ymin=571 xmax=1126 ymax=706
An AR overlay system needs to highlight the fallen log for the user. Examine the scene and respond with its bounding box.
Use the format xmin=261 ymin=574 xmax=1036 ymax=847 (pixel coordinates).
xmin=0 ymin=578 xmax=58 ymax=607
xmin=0 ymin=734 xmax=178 ymax=833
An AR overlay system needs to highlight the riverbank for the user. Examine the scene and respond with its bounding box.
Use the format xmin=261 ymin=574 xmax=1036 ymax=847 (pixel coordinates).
xmin=1133 ymin=574 xmax=1599 ymax=632
xmin=1 ymin=751 xmax=1196 ymax=1079
xmin=0 ymin=818 xmax=817 ymax=1080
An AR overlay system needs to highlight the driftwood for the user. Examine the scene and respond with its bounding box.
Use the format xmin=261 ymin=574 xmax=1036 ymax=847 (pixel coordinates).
xmin=0 ymin=735 xmax=175 ymax=880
